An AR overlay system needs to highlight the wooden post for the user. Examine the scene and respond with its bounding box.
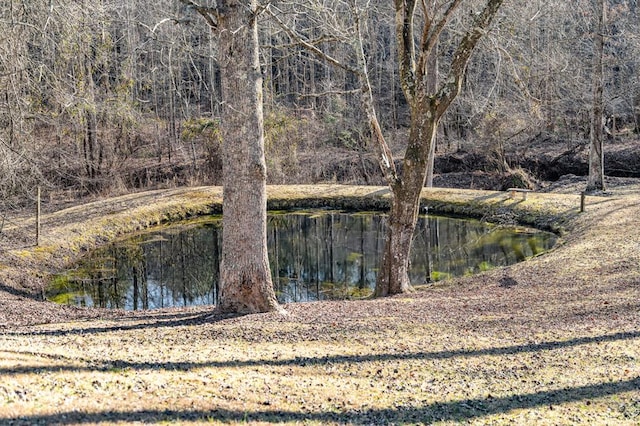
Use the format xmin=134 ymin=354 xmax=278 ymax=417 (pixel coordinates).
xmin=580 ymin=192 xmax=586 ymax=213
xmin=36 ymin=186 xmax=41 ymax=246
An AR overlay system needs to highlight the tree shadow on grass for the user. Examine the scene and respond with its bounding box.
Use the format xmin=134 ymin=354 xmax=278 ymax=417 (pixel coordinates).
xmin=5 ymin=309 xmax=236 ymax=337
xmin=3 ymin=376 xmax=639 ymax=425
xmin=1 ymin=330 xmax=638 ymax=377
xmin=0 ymin=282 xmax=43 ymax=301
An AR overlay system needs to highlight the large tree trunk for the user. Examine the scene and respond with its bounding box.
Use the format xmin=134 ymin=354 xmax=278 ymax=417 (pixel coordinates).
xmin=586 ymin=0 xmax=606 ymax=192
xmin=376 ymin=197 xmax=416 ymax=296
xmin=216 ymin=0 xmax=281 ymax=314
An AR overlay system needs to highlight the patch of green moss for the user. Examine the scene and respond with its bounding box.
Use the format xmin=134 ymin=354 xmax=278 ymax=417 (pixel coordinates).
xmin=478 ymin=261 xmax=494 ymax=272
xmin=431 ymin=271 xmax=452 ymax=281
xmin=346 ymin=252 xmax=363 ymax=263
xmin=48 ymin=292 xmax=81 ymax=305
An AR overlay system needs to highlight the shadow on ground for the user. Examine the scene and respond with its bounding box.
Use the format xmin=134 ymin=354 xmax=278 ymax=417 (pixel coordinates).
xmin=2 ymin=330 xmax=638 ymax=376
xmin=2 ymin=329 xmax=638 ymax=424
xmin=4 ymin=376 xmax=639 ymax=424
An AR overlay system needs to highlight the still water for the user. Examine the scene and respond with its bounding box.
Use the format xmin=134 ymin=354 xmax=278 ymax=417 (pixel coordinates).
xmin=48 ymin=211 xmax=556 ymax=310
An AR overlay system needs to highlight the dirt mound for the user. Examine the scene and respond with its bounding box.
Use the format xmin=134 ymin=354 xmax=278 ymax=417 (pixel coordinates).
xmin=508 ymin=135 xmax=640 ymax=181
xmin=292 ymin=135 xmax=640 ymax=191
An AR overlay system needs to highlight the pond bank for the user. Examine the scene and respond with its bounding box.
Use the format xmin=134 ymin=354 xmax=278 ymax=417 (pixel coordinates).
xmin=0 ymin=184 xmax=626 ymax=327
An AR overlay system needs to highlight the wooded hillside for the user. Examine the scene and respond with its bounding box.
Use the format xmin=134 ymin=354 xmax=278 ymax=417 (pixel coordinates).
xmin=1 ymin=0 xmax=638 ymax=205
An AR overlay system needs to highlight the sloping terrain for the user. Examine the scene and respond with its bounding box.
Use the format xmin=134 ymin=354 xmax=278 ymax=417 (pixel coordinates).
xmin=0 ymin=183 xmax=638 ymax=424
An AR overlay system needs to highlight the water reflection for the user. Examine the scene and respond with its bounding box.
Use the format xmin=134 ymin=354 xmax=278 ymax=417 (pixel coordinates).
xmin=47 ymin=211 xmax=556 ymax=310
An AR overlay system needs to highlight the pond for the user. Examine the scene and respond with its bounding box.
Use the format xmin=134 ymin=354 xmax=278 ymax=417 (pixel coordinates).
xmin=47 ymin=211 xmax=557 ymax=310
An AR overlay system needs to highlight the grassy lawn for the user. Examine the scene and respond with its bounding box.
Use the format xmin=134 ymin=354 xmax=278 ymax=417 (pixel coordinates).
xmin=1 ymin=306 xmax=638 ymax=425
xmin=0 ymin=184 xmax=639 ymax=424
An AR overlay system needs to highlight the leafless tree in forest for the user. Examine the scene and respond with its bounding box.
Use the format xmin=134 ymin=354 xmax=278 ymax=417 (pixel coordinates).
xmin=0 ymin=1 xmax=47 ymax=204
xmin=468 ymin=0 xmax=639 ymax=182
xmin=373 ymin=0 xmax=506 ymax=295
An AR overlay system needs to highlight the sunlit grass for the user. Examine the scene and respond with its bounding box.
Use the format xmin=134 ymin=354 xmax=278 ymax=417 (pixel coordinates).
xmin=1 ymin=316 xmax=638 ymax=424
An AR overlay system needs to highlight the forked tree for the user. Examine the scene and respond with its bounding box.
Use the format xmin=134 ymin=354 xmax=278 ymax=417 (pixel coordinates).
xmin=178 ymin=0 xmax=282 ymax=314
xmin=373 ymin=0 xmax=506 ymax=295
xmin=271 ymin=0 xmax=505 ymax=296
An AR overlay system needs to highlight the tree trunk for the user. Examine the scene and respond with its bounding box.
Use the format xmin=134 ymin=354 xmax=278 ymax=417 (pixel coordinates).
xmin=216 ymin=0 xmax=281 ymax=314
xmin=376 ymin=98 xmax=437 ymax=296
xmin=84 ymin=109 xmax=98 ymax=181
xmin=586 ymin=0 xmax=606 ymax=192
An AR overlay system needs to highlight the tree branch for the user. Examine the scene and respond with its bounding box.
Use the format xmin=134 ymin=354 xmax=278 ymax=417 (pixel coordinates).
xmin=435 ymin=0 xmax=505 ymax=119
xmin=395 ymin=0 xmax=418 ymax=102
xmin=177 ymin=0 xmax=218 ymax=29
xmin=297 ymin=88 xmax=362 ymax=98
xmin=417 ymin=0 xmax=463 ymax=79
xmin=264 ymin=5 xmax=361 ymax=76
xmin=352 ymin=0 xmax=398 ymax=186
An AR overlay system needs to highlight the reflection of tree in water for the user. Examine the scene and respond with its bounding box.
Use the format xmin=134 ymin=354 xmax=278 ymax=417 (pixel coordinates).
xmin=269 ymin=212 xmax=384 ymax=302
xmin=159 ymin=224 xmax=220 ymax=307
xmin=50 ymin=212 xmax=556 ymax=310
xmin=77 ymin=224 xmax=223 ymax=309
xmin=66 ymin=239 xmax=147 ymax=309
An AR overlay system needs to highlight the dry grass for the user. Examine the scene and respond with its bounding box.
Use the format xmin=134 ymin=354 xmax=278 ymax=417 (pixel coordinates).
xmin=0 ymin=184 xmax=639 ymax=425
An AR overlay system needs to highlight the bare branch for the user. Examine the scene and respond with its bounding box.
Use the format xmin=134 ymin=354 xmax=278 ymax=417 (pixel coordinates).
xmin=351 ymin=0 xmax=398 ymax=185
xmin=264 ymin=5 xmax=361 ymax=76
xmin=436 ymin=0 xmax=505 ymax=119
xmin=417 ymin=0 xmax=463 ymax=79
xmin=395 ymin=0 xmax=419 ymax=101
xmin=296 ymin=88 xmax=361 ymax=98
xmin=263 ymin=35 xmax=346 ymax=51
xmin=177 ymin=0 xmax=218 ymax=29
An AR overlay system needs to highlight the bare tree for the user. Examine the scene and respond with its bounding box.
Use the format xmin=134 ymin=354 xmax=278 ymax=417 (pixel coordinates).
xmin=375 ymin=0 xmax=506 ymax=295
xmin=267 ymin=0 xmax=505 ymax=296
xmin=587 ymin=0 xmax=606 ymax=192
xmin=0 ymin=0 xmax=47 ymax=202
xmin=178 ymin=0 xmax=282 ymax=314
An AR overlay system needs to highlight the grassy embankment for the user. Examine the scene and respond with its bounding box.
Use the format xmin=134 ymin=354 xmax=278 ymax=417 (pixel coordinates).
xmin=0 ymin=185 xmax=638 ymax=424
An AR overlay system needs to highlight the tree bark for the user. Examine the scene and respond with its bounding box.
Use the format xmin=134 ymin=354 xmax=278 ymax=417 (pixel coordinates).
xmin=586 ymin=0 xmax=606 ymax=192
xmin=180 ymin=0 xmax=282 ymax=314
xmin=376 ymin=97 xmax=437 ymax=296
xmin=216 ymin=0 xmax=281 ymax=314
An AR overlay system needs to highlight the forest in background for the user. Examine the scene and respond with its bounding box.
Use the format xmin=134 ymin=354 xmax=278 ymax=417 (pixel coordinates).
xmin=1 ymin=0 xmax=639 ymax=208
